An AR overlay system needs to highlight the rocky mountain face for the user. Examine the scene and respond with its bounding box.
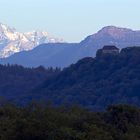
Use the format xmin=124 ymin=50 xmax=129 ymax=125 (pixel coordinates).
xmin=0 ymin=23 xmax=63 ymax=58
xmin=81 ymin=26 xmax=140 ymax=48
xmin=1 ymin=25 xmax=140 ymax=68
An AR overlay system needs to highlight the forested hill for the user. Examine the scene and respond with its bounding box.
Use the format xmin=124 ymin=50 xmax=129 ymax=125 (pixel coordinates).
xmin=1 ymin=47 xmax=140 ymax=110
xmin=0 ymin=64 xmax=60 ymax=101
xmin=29 ymin=47 xmax=140 ymax=110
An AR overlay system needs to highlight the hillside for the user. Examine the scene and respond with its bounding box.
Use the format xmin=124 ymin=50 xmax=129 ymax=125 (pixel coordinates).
xmin=0 ymin=43 xmax=84 ymax=68
xmin=2 ymin=26 xmax=140 ymax=68
xmin=1 ymin=47 xmax=140 ymax=110
xmin=23 ymin=46 xmax=140 ymax=110
xmin=0 ymin=64 xmax=60 ymax=102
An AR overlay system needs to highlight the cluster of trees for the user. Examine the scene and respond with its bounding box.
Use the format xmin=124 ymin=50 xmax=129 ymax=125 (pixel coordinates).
xmin=0 ymin=103 xmax=139 ymax=140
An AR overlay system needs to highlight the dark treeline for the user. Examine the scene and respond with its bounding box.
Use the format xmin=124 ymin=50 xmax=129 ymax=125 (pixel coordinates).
xmin=0 ymin=103 xmax=139 ymax=140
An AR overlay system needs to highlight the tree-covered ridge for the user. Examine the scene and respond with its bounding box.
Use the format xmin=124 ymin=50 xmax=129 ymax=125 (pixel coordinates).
xmin=1 ymin=47 xmax=140 ymax=110
xmin=0 ymin=64 xmax=60 ymax=101
xmin=32 ymin=47 xmax=140 ymax=110
xmin=0 ymin=104 xmax=139 ymax=140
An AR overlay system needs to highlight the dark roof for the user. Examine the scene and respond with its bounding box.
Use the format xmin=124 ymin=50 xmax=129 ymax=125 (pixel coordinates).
xmin=103 ymin=45 xmax=119 ymax=50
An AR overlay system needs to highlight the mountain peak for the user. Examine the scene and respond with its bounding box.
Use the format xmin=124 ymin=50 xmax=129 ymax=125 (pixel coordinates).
xmin=80 ymin=26 xmax=140 ymax=49
xmin=100 ymin=25 xmax=133 ymax=31
xmin=0 ymin=23 xmax=16 ymax=33
xmin=0 ymin=23 xmax=64 ymax=58
xmin=97 ymin=26 xmax=133 ymax=36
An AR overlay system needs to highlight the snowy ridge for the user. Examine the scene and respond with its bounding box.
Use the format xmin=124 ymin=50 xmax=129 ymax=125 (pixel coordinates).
xmin=0 ymin=23 xmax=63 ymax=58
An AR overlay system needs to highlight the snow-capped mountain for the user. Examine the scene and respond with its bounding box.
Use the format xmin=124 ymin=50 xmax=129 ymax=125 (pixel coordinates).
xmin=0 ymin=23 xmax=63 ymax=58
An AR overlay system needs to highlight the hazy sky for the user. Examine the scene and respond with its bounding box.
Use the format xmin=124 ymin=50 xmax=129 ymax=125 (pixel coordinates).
xmin=0 ymin=0 xmax=140 ymax=42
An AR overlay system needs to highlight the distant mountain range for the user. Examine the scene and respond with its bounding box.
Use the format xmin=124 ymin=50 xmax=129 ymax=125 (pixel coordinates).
xmin=1 ymin=25 xmax=140 ymax=67
xmin=0 ymin=23 xmax=63 ymax=58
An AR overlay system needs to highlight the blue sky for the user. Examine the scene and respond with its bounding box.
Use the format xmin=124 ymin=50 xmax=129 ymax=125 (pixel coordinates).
xmin=0 ymin=0 xmax=140 ymax=42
